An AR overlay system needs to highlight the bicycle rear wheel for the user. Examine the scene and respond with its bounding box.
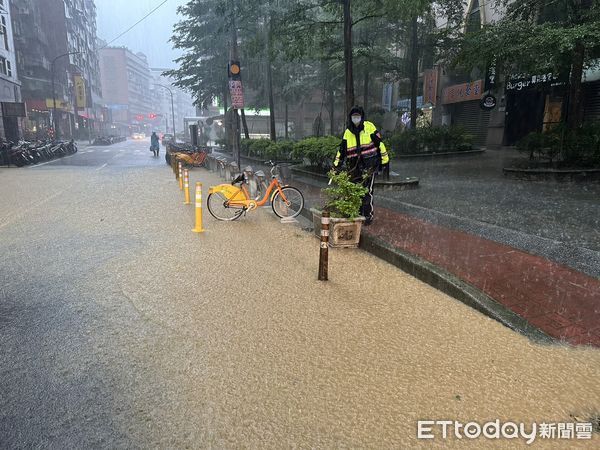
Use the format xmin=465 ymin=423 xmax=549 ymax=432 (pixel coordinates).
xmin=271 ymin=186 xmax=304 ymax=219
xmin=207 ymin=192 xmax=244 ymax=221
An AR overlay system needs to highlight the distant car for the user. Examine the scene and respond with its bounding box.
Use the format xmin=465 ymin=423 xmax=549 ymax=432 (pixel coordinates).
xmin=162 ymin=133 xmax=174 ymax=146
xmin=131 ymin=133 xmax=146 ymax=140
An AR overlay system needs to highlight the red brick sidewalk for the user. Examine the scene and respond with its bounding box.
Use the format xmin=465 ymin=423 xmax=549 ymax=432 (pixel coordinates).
xmin=366 ymin=207 xmax=600 ymax=347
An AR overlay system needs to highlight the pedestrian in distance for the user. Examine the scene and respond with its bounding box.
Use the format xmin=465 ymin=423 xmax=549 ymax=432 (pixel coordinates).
xmin=332 ymin=106 xmax=389 ymax=225
xmin=150 ymin=131 xmax=160 ymax=157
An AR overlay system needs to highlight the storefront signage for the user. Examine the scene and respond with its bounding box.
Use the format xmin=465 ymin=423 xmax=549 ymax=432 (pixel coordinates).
xmin=1 ymin=102 xmax=26 ymax=117
xmin=45 ymin=99 xmax=71 ymax=111
xmin=74 ymin=75 xmax=87 ymax=108
xmin=484 ymin=63 xmax=497 ymax=91
xmin=480 ymin=94 xmax=497 ymax=110
xmin=506 ymin=72 xmax=566 ymax=91
xmin=442 ymin=80 xmax=483 ymax=104
xmin=423 ymin=69 xmax=438 ymax=106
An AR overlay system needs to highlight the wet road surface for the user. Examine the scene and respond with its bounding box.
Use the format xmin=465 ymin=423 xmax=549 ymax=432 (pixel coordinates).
xmin=1 ymin=140 xmax=599 ymax=448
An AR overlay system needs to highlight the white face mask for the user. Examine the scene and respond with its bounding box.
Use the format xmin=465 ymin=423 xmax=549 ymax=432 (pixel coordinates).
xmin=351 ymin=116 xmax=362 ymax=125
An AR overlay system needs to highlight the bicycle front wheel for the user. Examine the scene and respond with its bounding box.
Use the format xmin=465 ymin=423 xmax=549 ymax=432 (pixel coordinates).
xmin=207 ymin=192 xmax=244 ymax=221
xmin=272 ymin=186 xmax=304 ymax=219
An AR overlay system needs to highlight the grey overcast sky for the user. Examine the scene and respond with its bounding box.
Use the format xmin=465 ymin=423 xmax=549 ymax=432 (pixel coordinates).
xmin=96 ymin=0 xmax=188 ymax=69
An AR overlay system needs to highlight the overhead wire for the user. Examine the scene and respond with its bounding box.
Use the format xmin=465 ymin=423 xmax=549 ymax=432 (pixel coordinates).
xmin=100 ymin=0 xmax=171 ymax=49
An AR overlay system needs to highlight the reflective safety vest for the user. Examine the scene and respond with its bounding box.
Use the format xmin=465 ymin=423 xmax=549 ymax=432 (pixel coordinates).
xmin=334 ymin=121 xmax=389 ymax=168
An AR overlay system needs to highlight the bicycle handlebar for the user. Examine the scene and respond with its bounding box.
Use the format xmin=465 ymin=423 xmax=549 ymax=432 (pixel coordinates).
xmin=231 ymin=173 xmax=245 ymax=185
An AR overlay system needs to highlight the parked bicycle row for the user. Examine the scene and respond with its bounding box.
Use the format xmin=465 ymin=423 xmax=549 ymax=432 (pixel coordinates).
xmin=201 ymin=154 xmax=304 ymax=221
xmin=0 ymin=139 xmax=77 ymax=167
xmin=165 ymin=142 xmax=211 ymax=167
xmin=92 ymin=135 xmax=127 ymax=146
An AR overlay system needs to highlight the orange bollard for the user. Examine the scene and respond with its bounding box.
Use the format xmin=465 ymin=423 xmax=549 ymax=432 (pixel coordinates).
xmin=192 ymin=182 xmax=205 ymax=233
xmin=178 ymin=162 xmax=183 ymax=190
xmin=183 ymin=169 xmax=191 ymax=205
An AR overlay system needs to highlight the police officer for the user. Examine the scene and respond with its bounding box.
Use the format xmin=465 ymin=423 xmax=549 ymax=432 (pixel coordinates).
xmin=333 ymin=106 xmax=389 ymax=225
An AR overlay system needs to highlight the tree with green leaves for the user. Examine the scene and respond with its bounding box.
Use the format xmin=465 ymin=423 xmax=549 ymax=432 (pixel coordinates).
xmin=281 ymin=0 xmax=394 ymax=118
xmin=382 ymin=0 xmax=464 ymax=128
xmin=168 ymin=1 xmax=230 ymax=110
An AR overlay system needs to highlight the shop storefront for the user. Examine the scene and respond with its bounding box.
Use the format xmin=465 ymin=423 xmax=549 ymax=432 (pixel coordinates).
xmin=503 ymin=72 xmax=567 ymax=145
xmin=441 ymin=80 xmax=490 ymax=148
xmin=1 ymin=102 xmax=25 ymax=141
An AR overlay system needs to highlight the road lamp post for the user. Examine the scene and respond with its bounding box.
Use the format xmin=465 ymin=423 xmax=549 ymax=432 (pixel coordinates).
xmin=154 ymin=84 xmax=176 ymax=139
xmin=51 ymin=51 xmax=83 ymax=140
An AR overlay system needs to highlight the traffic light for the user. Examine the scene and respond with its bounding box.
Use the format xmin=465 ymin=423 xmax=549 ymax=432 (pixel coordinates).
xmin=148 ymin=113 xmax=157 ymax=119
xmin=228 ymin=61 xmax=241 ymax=80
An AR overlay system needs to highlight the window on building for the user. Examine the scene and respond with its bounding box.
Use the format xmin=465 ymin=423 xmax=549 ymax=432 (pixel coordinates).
xmin=1 ymin=16 xmax=8 ymax=51
xmin=0 ymin=56 xmax=7 ymax=76
xmin=6 ymin=59 xmax=11 ymax=77
xmin=466 ymin=0 xmax=482 ymax=34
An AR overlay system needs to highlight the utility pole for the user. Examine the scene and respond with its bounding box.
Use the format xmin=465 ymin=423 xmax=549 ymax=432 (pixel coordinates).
xmin=410 ymin=15 xmax=418 ymax=130
xmin=154 ymin=84 xmax=176 ymax=139
xmin=343 ymin=0 xmax=354 ymax=116
xmin=266 ymin=6 xmax=276 ymax=142
xmin=230 ymin=1 xmax=241 ymax=169
xmin=51 ymin=51 xmax=83 ymax=140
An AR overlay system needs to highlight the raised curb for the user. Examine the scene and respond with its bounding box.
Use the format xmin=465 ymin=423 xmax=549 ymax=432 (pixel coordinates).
xmin=396 ymin=149 xmax=485 ymax=159
xmin=359 ymin=233 xmax=556 ymax=345
xmin=503 ymin=166 xmax=600 ymax=182
xmin=300 ymin=204 xmax=557 ymax=346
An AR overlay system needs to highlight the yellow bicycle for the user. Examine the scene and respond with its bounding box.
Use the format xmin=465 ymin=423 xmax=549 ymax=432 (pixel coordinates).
xmin=207 ymin=161 xmax=304 ymax=221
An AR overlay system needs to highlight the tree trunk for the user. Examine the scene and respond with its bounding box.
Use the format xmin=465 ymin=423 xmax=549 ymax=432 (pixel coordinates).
xmin=240 ymin=109 xmax=250 ymax=139
xmin=566 ymin=41 xmax=585 ymax=130
xmin=223 ymin=82 xmax=231 ymax=150
xmin=267 ymin=15 xmax=276 ymax=142
xmin=410 ymin=14 xmax=418 ymax=130
xmin=285 ymin=103 xmax=288 ymax=140
xmin=363 ymin=65 xmax=369 ymax=112
xmin=329 ymin=88 xmax=335 ymax=135
xmin=230 ymin=1 xmax=240 ymax=167
xmin=343 ymin=0 xmax=354 ymax=117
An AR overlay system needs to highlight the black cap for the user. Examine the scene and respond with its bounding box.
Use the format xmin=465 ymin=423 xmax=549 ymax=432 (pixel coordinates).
xmin=349 ymin=105 xmax=364 ymax=118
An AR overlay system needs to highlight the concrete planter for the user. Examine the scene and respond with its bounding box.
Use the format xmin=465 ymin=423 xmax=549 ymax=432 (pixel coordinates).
xmin=503 ymin=166 xmax=600 ymax=182
xmin=311 ymin=208 xmax=365 ymax=248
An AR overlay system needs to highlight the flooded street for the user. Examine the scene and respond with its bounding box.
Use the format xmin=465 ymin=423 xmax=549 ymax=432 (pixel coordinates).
xmin=1 ymin=141 xmax=598 ymax=447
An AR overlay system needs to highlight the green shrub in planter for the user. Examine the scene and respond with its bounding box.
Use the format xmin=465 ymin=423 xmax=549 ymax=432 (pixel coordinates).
xmin=387 ymin=126 xmax=473 ymax=155
xmin=516 ymin=131 xmax=560 ymax=162
xmin=248 ymin=139 xmax=273 ymax=158
xmin=516 ymin=122 xmax=600 ymax=166
xmin=562 ymin=122 xmax=600 ymax=165
xmin=323 ymin=170 xmax=369 ymax=219
xmin=240 ymin=138 xmax=252 ymax=155
xmin=292 ymin=136 xmax=339 ymax=169
xmin=272 ymin=140 xmax=295 ymax=160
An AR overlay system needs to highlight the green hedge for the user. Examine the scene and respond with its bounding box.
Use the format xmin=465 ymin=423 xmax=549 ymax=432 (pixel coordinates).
xmin=517 ymin=122 xmax=600 ymax=166
xmin=240 ymin=138 xmax=295 ymax=161
xmin=239 ymin=136 xmax=339 ymax=169
xmin=386 ymin=126 xmax=473 ymax=155
xmin=291 ymin=136 xmax=340 ymax=169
